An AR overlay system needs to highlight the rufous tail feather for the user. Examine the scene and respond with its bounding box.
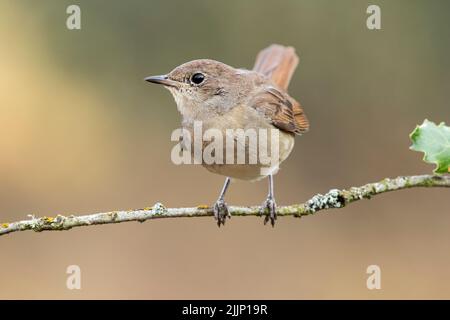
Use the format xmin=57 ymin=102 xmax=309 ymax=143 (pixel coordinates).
xmin=253 ymin=44 xmax=309 ymax=133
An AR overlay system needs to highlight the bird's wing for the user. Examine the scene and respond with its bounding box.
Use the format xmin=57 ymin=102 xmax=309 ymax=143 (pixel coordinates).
xmin=250 ymin=86 xmax=309 ymax=135
xmin=252 ymin=44 xmax=309 ymax=135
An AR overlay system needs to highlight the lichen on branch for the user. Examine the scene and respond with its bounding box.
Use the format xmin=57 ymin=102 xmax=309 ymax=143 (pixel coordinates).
xmin=0 ymin=174 xmax=448 ymax=237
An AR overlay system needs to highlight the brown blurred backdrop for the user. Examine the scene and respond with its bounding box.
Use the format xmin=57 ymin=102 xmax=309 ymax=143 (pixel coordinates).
xmin=1 ymin=0 xmax=449 ymax=299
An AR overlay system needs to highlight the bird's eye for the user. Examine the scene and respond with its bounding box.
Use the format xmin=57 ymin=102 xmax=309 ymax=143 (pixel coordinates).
xmin=191 ymin=73 xmax=205 ymax=85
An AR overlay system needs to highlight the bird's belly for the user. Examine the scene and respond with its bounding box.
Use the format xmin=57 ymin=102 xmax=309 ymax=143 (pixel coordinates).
xmin=203 ymin=163 xmax=272 ymax=181
xmin=182 ymin=107 xmax=296 ymax=181
xmin=202 ymin=130 xmax=295 ymax=181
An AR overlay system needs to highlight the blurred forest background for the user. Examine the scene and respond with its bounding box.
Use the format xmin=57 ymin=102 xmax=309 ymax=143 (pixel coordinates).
xmin=1 ymin=0 xmax=449 ymax=299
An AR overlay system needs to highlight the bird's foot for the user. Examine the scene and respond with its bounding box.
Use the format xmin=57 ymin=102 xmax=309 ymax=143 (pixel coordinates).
xmin=260 ymin=196 xmax=277 ymax=226
xmin=214 ymin=198 xmax=230 ymax=227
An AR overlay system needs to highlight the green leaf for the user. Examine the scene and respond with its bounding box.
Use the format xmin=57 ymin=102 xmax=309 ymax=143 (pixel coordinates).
xmin=410 ymin=119 xmax=450 ymax=174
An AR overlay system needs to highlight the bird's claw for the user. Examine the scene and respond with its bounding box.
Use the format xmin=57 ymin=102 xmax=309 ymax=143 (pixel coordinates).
xmin=214 ymin=198 xmax=230 ymax=227
xmin=260 ymin=196 xmax=277 ymax=226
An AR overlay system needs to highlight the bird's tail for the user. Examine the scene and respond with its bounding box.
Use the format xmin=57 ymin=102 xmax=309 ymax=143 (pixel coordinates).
xmin=253 ymin=44 xmax=299 ymax=91
xmin=253 ymin=44 xmax=309 ymax=133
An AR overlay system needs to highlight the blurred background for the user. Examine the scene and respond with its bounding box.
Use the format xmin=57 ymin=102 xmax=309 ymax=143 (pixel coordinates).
xmin=1 ymin=0 xmax=449 ymax=299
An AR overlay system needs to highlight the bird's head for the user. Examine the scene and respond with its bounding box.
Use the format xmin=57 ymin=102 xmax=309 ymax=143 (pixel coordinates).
xmin=145 ymin=59 xmax=250 ymax=119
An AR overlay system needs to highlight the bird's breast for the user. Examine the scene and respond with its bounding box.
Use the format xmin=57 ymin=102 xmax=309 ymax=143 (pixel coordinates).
xmin=180 ymin=105 xmax=295 ymax=180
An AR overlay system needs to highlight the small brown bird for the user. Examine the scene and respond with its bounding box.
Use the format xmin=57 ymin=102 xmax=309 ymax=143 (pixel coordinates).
xmin=145 ymin=44 xmax=309 ymax=226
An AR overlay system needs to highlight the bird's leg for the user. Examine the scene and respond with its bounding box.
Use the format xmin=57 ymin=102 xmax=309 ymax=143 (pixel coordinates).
xmin=213 ymin=177 xmax=231 ymax=226
xmin=260 ymin=174 xmax=277 ymax=226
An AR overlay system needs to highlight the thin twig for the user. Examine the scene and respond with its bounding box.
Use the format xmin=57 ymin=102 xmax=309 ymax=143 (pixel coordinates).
xmin=1 ymin=174 xmax=449 ymax=237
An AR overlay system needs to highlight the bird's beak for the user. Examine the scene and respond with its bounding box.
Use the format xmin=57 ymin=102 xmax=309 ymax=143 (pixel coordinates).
xmin=144 ymin=75 xmax=178 ymax=88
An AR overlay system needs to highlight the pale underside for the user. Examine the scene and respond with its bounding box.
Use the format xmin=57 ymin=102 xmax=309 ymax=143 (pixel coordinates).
xmin=182 ymin=104 xmax=296 ymax=181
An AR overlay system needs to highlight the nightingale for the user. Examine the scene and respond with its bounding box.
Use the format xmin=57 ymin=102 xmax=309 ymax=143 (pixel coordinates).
xmin=145 ymin=44 xmax=309 ymax=226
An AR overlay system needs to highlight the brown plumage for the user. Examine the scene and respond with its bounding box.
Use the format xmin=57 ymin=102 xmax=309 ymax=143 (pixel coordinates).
xmin=252 ymin=44 xmax=309 ymax=135
xmin=145 ymin=44 xmax=309 ymax=226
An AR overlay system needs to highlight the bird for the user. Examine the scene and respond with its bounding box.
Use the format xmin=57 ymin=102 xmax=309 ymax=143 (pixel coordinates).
xmin=145 ymin=44 xmax=309 ymax=226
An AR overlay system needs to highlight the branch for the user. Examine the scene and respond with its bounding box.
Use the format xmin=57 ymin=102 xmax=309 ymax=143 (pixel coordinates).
xmin=1 ymin=174 xmax=449 ymax=237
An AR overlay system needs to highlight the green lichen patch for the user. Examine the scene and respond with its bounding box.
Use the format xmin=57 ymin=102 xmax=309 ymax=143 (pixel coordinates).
xmin=304 ymin=189 xmax=345 ymax=213
xmin=152 ymin=202 xmax=167 ymax=215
